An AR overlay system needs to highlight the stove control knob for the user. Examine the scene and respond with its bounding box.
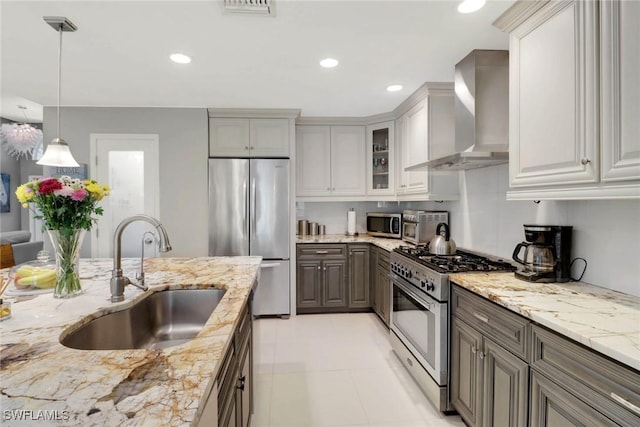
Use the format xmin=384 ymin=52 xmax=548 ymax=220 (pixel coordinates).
xmin=426 ymin=281 xmax=435 ymax=291
xmin=406 ymin=270 xmax=412 ymax=279
xmin=420 ymin=280 xmax=427 ymax=288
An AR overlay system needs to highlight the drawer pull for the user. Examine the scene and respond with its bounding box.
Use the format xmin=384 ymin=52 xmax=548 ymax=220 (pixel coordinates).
xmin=315 ymin=250 xmax=329 ymax=254
xmin=406 ymin=358 xmax=413 ymax=367
xmin=473 ymin=312 xmax=489 ymax=323
xmin=611 ymin=392 xmax=640 ymax=416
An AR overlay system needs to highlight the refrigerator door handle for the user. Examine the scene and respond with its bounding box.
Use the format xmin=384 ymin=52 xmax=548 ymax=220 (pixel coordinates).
xmin=260 ymin=262 xmax=282 ymax=268
xmin=251 ymin=177 xmax=257 ymax=240
xmin=244 ymin=179 xmax=249 ymax=245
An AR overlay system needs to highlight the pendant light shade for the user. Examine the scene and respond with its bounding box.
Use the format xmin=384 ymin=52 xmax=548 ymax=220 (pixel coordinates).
xmin=37 ymin=16 xmax=80 ymax=168
xmin=36 ymin=138 xmax=79 ymax=167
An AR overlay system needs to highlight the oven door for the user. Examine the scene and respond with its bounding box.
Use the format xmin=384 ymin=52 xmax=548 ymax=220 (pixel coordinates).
xmin=389 ymin=272 xmax=447 ymax=385
xmin=402 ymin=221 xmax=419 ymax=244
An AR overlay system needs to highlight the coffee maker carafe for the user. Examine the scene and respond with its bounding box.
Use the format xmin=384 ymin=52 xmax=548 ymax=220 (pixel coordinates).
xmin=512 ymin=225 xmax=572 ymax=282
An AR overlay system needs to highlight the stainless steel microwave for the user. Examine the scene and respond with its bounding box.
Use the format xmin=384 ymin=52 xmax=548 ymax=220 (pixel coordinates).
xmin=366 ymin=213 xmax=402 ymax=239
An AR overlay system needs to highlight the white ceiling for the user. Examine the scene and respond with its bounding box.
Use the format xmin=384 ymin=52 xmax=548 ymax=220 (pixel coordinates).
xmin=0 ymin=0 xmax=514 ymax=123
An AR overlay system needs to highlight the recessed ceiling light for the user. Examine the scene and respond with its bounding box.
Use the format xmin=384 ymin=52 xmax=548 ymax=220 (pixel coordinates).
xmin=170 ymin=53 xmax=191 ymax=64
xmin=386 ymin=85 xmax=403 ymax=92
xmin=320 ymin=58 xmax=339 ymax=68
xmin=457 ymin=0 xmax=486 ymax=14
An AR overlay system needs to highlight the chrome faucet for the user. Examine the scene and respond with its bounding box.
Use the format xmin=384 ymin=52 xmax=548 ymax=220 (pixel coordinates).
xmin=110 ymin=215 xmax=172 ymax=302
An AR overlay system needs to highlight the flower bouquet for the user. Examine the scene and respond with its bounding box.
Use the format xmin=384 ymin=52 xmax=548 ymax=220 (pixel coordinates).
xmin=16 ymin=176 xmax=110 ymax=298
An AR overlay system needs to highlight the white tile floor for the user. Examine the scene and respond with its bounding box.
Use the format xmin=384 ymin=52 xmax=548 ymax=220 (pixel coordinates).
xmin=252 ymin=313 xmax=466 ymax=427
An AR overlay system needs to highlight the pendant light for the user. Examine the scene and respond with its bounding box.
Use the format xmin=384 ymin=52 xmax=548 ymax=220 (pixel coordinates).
xmin=37 ymin=16 xmax=79 ymax=168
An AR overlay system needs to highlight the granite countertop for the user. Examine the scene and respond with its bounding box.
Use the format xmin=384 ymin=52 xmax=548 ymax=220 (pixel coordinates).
xmin=0 ymin=256 xmax=261 ymax=427
xmin=449 ymin=272 xmax=640 ymax=372
xmin=296 ymin=234 xmax=405 ymax=252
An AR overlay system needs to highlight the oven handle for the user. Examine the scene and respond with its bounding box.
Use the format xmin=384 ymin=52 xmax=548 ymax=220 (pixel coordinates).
xmin=388 ymin=273 xmax=432 ymax=310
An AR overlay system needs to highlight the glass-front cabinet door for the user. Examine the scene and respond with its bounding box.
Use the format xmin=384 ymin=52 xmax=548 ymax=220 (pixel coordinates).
xmin=366 ymin=121 xmax=395 ymax=196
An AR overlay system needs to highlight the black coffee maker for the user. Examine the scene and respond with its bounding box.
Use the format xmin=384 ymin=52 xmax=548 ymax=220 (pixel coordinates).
xmin=512 ymin=225 xmax=573 ymax=282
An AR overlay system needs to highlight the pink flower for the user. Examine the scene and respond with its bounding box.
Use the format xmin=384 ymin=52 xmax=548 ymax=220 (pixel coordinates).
xmin=54 ymin=187 xmax=74 ymax=197
xmin=71 ymin=188 xmax=89 ymax=201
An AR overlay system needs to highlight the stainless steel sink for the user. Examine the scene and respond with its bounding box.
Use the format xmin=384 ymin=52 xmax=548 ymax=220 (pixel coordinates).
xmin=61 ymin=289 xmax=226 ymax=350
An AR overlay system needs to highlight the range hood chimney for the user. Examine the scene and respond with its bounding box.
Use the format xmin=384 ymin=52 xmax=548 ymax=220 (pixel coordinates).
xmin=406 ymin=50 xmax=509 ymax=171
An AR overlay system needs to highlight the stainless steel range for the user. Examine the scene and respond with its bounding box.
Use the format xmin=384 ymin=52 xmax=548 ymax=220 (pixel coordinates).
xmin=389 ymin=245 xmax=515 ymax=412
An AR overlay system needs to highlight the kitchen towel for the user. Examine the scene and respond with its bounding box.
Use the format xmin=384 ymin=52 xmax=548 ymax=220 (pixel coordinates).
xmin=347 ymin=209 xmax=356 ymax=235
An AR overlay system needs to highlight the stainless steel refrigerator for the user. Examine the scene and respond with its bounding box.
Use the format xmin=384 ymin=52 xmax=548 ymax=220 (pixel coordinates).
xmin=208 ymin=158 xmax=290 ymax=316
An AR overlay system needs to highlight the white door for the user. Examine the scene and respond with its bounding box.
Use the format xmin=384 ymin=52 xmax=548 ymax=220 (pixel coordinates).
xmin=90 ymin=134 xmax=160 ymax=258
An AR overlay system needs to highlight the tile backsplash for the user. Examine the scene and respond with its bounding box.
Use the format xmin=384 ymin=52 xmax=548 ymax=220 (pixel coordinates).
xmin=298 ymin=164 xmax=640 ymax=297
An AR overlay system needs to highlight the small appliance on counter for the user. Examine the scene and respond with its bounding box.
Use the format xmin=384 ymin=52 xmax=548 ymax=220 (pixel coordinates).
xmin=366 ymin=212 xmax=402 ymax=239
xmin=512 ymin=224 xmax=573 ymax=282
xmin=401 ymin=210 xmax=449 ymax=245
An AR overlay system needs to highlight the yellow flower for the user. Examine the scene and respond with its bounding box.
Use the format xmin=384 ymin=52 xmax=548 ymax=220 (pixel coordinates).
xmin=85 ymin=182 xmax=104 ymax=201
xmin=15 ymin=184 xmax=35 ymax=204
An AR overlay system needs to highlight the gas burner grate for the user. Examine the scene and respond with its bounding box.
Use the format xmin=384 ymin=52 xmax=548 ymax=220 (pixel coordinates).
xmin=394 ymin=245 xmax=515 ymax=273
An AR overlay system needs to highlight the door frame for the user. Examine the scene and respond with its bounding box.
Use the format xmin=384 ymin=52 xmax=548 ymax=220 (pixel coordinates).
xmin=89 ymin=133 xmax=160 ymax=258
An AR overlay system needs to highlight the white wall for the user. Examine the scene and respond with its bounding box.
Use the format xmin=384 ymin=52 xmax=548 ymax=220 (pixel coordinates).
xmin=299 ymin=164 xmax=640 ymax=297
xmin=447 ymin=164 xmax=640 ymax=297
xmin=38 ymin=107 xmax=209 ymax=258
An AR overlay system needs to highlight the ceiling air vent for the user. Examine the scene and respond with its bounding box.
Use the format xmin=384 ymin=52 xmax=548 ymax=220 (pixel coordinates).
xmin=224 ymin=0 xmax=274 ymax=16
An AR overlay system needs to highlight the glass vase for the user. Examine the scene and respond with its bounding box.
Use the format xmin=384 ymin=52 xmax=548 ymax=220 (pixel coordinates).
xmin=48 ymin=229 xmax=86 ymax=298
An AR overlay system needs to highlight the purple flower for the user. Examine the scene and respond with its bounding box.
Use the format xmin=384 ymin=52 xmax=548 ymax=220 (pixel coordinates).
xmin=71 ymin=188 xmax=88 ymax=201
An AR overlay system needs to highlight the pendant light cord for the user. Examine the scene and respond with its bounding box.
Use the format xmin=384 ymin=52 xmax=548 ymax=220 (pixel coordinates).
xmin=56 ymin=24 xmax=62 ymax=141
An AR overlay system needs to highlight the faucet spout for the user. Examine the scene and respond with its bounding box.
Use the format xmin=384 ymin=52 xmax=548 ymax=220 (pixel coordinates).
xmin=110 ymin=214 xmax=172 ymax=303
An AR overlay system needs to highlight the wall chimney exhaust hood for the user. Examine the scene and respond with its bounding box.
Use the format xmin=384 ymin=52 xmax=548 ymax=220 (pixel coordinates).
xmin=406 ymin=49 xmax=509 ymax=172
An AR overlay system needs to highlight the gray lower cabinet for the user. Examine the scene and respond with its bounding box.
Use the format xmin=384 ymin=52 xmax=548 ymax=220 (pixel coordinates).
xmin=530 ymin=370 xmax=614 ymax=427
xmin=197 ymin=300 xmax=253 ymax=427
xmin=529 ymin=324 xmax=640 ymax=426
xmin=371 ymin=247 xmax=390 ymax=326
xmin=348 ymin=244 xmax=370 ymax=308
xmin=450 ymin=285 xmax=529 ymax=427
xmin=296 ymin=244 xmax=348 ymax=312
xmin=451 ymin=284 xmax=640 ymax=427
xmin=370 ymin=245 xmax=379 ymax=314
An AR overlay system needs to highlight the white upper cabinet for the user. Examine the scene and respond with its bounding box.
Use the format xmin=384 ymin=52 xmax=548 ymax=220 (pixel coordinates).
xmin=331 ymin=126 xmax=367 ymax=196
xmin=296 ymin=125 xmax=366 ymax=198
xmin=366 ymin=121 xmax=395 ymax=197
xmin=210 ymin=117 xmax=290 ymax=157
xmin=394 ymin=84 xmax=458 ymax=201
xmin=600 ymin=0 xmax=640 ymax=182
xmin=396 ymin=99 xmax=429 ymax=195
xmin=496 ymin=0 xmax=640 ymax=199
xmin=508 ymin=0 xmax=599 ymax=188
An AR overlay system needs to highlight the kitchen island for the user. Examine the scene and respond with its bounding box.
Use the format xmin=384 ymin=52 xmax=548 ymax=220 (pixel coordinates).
xmin=0 ymin=256 xmax=261 ymax=427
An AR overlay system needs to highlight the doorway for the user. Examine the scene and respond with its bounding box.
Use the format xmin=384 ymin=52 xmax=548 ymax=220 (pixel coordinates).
xmin=90 ymin=134 xmax=160 ymax=258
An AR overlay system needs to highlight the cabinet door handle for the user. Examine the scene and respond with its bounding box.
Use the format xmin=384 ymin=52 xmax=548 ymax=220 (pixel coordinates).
xmin=237 ymin=375 xmax=246 ymax=391
xmin=323 ymin=266 xmax=327 ymax=271
xmin=245 ymin=146 xmax=249 ymax=150
xmin=479 ymin=352 xmax=485 ymax=360
xmin=327 ymin=187 xmax=331 ymax=191
xmin=471 ymin=345 xmax=477 ymax=354
xmin=611 ymin=392 xmax=640 ymax=415
xmin=317 ymin=265 xmax=321 ymax=270
xmin=581 ymin=158 xmax=591 ymax=166
xmin=473 ymin=312 xmax=489 ymax=323
xmin=315 ymin=250 xmax=329 ymax=254
xmin=406 ymin=358 xmax=413 ymax=367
